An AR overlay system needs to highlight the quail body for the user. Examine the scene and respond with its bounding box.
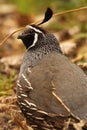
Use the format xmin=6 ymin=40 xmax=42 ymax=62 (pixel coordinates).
xmin=17 ymin=24 xmax=87 ymax=129
xmin=17 ymin=7 xmax=87 ymax=129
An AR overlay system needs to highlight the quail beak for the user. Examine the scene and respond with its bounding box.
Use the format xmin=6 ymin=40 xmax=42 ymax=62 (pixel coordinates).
xmin=17 ymin=25 xmax=34 ymax=40
xmin=17 ymin=33 xmax=23 ymax=39
xmin=17 ymin=25 xmax=31 ymax=39
xmin=17 ymin=32 xmax=30 ymax=39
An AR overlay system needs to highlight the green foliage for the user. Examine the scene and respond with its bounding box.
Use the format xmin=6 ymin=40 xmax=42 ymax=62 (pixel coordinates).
xmin=7 ymin=0 xmax=51 ymax=14
xmin=7 ymin=0 xmax=87 ymax=14
xmin=6 ymin=0 xmax=87 ymax=31
xmin=0 ymin=70 xmax=16 ymax=96
xmin=54 ymin=0 xmax=85 ymax=10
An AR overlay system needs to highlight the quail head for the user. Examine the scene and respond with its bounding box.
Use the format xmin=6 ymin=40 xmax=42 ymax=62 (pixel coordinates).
xmin=17 ymin=8 xmax=87 ymax=130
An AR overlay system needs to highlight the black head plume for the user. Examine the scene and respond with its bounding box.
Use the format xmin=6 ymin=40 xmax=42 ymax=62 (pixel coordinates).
xmin=38 ymin=8 xmax=53 ymax=25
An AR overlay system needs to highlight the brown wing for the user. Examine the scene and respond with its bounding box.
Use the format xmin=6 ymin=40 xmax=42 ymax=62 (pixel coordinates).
xmin=23 ymin=53 xmax=87 ymax=120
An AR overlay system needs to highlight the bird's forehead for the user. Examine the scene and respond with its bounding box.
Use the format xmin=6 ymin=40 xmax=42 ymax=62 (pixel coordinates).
xmin=26 ymin=25 xmax=43 ymax=34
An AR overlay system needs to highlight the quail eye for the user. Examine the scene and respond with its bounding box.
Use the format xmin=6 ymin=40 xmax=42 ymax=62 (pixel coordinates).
xmin=29 ymin=29 xmax=34 ymax=34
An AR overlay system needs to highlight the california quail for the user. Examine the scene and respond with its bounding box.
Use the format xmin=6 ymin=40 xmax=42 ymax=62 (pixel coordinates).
xmin=17 ymin=8 xmax=87 ymax=129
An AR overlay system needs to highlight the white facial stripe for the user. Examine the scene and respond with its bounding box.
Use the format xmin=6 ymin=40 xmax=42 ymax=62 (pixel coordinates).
xmin=26 ymin=25 xmax=42 ymax=33
xmin=29 ymin=33 xmax=38 ymax=49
